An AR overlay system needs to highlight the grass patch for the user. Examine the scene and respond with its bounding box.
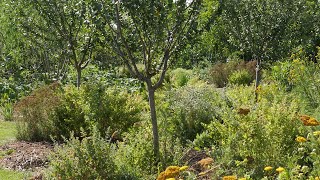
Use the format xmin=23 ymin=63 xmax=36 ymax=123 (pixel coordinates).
xmin=0 ymin=169 xmax=29 ymax=180
xmin=0 ymin=121 xmax=32 ymax=179
xmin=0 ymin=120 xmax=16 ymax=145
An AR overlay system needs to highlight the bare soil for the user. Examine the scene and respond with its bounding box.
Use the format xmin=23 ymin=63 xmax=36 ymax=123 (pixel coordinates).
xmin=0 ymin=141 xmax=53 ymax=179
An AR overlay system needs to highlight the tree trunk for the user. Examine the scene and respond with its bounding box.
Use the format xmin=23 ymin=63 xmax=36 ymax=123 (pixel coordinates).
xmin=76 ymin=67 xmax=81 ymax=89
xmin=146 ymin=79 xmax=160 ymax=161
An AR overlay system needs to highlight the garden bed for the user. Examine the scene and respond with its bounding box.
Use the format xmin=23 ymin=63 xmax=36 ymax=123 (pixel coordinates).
xmin=0 ymin=141 xmax=53 ymax=179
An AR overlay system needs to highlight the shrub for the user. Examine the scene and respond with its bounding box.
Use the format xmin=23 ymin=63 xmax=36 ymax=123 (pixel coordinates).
xmin=164 ymin=84 xmax=229 ymax=145
xmin=13 ymin=82 xmax=61 ymax=141
xmin=170 ymin=68 xmax=193 ymax=87
xmin=0 ymin=94 xmax=13 ymax=121
xmin=52 ymin=85 xmax=88 ymax=140
xmin=208 ymin=60 xmax=256 ymax=88
xmin=81 ymin=82 xmax=146 ymax=137
xmin=113 ymin=124 xmax=156 ymax=178
xmin=113 ymin=120 xmax=184 ymax=179
xmin=266 ymin=51 xmax=320 ymax=112
xmin=208 ymin=62 xmax=234 ymax=87
xmin=13 ymin=82 xmax=146 ymax=142
xmin=46 ymin=130 xmax=122 ymax=180
xmin=0 ymin=76 xmax=35 ymax=121
xmin=194 ymin=84 xmax=307 ymax=178
xmin=228 ymin=69 xmax=253 ymax=85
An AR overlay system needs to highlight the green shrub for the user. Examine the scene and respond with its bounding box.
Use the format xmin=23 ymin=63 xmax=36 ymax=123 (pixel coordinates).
xmin=81 ymin=82 xmax=146 ymax=137
xmin=228 ymin=69 xmax=253 ymax=85
xmin=52 ymin=85 xmax=88 ymax=139
xmin=266 ymin=50 xmax=320 ymax=112
xmin=0 ymin=97 xmax=13 ymax=121
xmin=13 ymin=82 xmax=146 ymax=142
xmin=113 ymin=120 xmax=184 ymax=179
xmin=46 ymin=130 xmax=123 ymax=180
xmin=170 ymin=68 xmax=193 ymax=87
xmin=0 ymin=76 xmax=35 ymax=121
xmin=113 ymin=125 xmax=156 ymax=178
xmin=164 ymin=84 xmax=229 ymax=145
xmin=13 ymin=82 xmax=61 ymax=141
xmin=194 ymin=84 xmax=307 ymax=178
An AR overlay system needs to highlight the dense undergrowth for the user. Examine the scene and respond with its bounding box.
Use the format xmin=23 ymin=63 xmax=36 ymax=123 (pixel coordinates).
xmin=2 ymin=51 xmax=320 ymax=179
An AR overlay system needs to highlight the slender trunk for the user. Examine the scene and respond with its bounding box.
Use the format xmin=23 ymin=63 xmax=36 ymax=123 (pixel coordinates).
xmin=76 ymin=67 xmax=81 ymax=89
xmin=146 ymin=79 xmax=160 ymax=161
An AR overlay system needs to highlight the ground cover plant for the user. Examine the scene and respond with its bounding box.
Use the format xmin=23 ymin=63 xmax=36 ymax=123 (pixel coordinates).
xmin=0 ymin=169 xmax=27 ymax=180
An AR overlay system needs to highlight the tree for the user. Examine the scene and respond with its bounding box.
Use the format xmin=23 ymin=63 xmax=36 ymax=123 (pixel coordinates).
xmin=14 ymin=0 xmax=98 ymax=87
xmin=95 ymin=0 xmax=204 ymax=160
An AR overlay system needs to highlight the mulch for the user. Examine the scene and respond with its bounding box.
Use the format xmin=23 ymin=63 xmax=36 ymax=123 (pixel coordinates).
xmin=0 ymin=141 xmax=54 ymax=179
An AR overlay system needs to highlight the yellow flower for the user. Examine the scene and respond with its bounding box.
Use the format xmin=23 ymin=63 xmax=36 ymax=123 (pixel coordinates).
xmin=179 ymin=166 xmax=188 ymax=171
xmin=264 ymin=166 xmax=273 ymax=171
xmin=166 ymin=178 xmax=175 ymax=180
xmin=315 ymin=177 xmax=320 ymax=180
xmin=157 ymin=166 xmax=180 ymax=180
xmin=223 ymin=176 xmax=237 ymax=180
xmin=296 ymin=136 xmax=307 ymax=143
xmin=276 ymin=167 xmax=285 ymax=173
xmin=307 ymin=118 xmax=320 ymax=126
xmin=255 ymin=85 xmax=262 ymax=94
xmin=239 ymin=178 xmax=247 ymax=180
xmin=313 ymin=131 xmax=320 ymax=136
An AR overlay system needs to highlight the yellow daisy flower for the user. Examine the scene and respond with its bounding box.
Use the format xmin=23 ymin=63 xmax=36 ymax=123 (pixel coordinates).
xmin=276 ymin=167 xmax=285 ymax=173
xmin=296 ymin=136 xmax=307 ymax=143
xmin=264 ymin=166 xmax=273 ymax=171
xmin=223 ymin=175 xmax=237 ymax=180
xmin=313 ymin=131 xmax=320 ymax=136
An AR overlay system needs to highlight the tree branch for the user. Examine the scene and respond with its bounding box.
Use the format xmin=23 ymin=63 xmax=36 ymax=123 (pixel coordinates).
xmin=114 ymin=1 xmax=144 ymax=80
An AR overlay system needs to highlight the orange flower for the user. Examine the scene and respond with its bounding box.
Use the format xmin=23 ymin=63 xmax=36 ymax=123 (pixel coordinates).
xmin=300 ymin=115 xmax=320 ymax=126
xmin=197 ymin=157 xmax=214 ymax=168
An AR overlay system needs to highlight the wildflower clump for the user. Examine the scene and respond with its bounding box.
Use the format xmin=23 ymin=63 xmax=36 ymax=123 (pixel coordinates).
xmin=300 ymin=115 xmax=320 ymax=126
xmin=264 ymin=166 xmax=273 ymax=171
xmin=157 ymin=165 xmax=189 ymax=180
xmin=296 ymin=136 xmax=307 ymax=143
xmin=276 ymin=167 xmax=285 ymax=173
